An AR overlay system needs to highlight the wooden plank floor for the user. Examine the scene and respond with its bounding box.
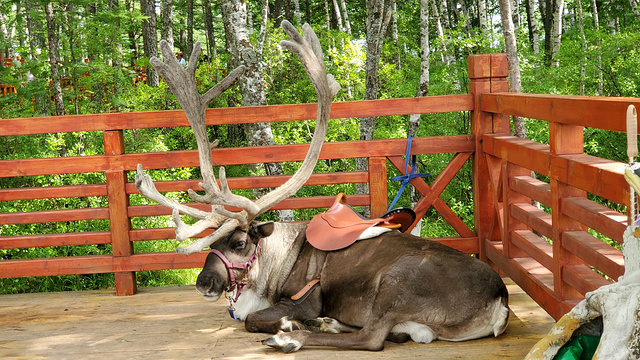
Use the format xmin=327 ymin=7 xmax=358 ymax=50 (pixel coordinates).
xmin=0 ymin=278 xmax=554 ymax=359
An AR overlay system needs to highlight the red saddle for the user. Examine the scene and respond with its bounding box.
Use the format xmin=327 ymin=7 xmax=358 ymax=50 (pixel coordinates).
xmin=306 ymin=193 xmax=416 ymax=251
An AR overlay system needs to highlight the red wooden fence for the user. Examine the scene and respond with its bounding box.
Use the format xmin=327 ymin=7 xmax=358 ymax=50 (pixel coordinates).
xmin=1 ymin=53 xmax=638 ymax=321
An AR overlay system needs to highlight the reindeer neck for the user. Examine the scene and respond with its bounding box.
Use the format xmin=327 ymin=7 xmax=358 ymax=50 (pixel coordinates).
xmin=247 ymin=222 xmax=308 ymax=303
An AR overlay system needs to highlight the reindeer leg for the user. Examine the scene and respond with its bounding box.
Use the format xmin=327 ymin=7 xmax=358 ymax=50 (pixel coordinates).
xmin=262 ymin=316 xmax=399 ymax=352
xmin=304 ymin=317 xmax=360 ymax=333
xmin=245 ymin=296 xmax=322 ymax=334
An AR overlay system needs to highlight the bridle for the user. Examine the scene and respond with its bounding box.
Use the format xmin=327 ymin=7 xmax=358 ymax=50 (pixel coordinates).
xmin=209 ymin=243 xmax=261 ymax=303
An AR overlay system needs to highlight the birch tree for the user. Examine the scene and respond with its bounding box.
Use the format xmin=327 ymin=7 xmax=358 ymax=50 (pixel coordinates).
xmin=525 ymin=0 xmax=540 ymax=54
xmin=591 ymin=0 xmax=603 ymax=95
xmin=478 ymin=0 xmax=489 ymax=36
xmin=499 ymin=0 xmax=527 ymax=138
xmin=576 ymin=0 xmax=587 ymax=95
xmin=44 ymin=2 xmax=64 ymax=116
xmin=543 ymin=0 xmax=564 ymax=66
xmin=357 ymin=0 xmax=393 ymax=205
xmin=408 ymin=0 xmax=430 ymax=234
xmin=339 ymin=0 xmax=352 ymax=35
xmin=220 ymin=0 xmax=294 ymax=222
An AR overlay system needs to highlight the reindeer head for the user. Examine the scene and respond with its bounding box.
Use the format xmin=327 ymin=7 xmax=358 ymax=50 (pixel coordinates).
xmin=134 ymin=21 xmax=340 ymax=255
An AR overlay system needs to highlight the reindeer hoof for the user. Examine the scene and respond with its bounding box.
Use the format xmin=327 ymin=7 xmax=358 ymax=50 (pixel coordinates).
xmin=262 ymin=331 xmax=303 ymax=353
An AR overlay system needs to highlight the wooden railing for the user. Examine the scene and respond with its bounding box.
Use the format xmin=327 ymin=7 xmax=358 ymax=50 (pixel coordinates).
xmin=470 ymin=54 xmax=640 ymax=320
xmin=1 ymin=53 xmax=637 ymax=322
xmin=0 ymin=86 xmax=475 ymax=296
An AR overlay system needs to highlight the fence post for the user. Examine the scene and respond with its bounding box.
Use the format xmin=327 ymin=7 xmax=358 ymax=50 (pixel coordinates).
xmin=104 ymin=130 xmax=137 ymax=295
xmin=469 ymin=53 xmax=509 ymax=262
xmin=369 ymin=157 xmax=388 ymax=218
xmin=549 ymin=123 xmax=586 ymax=300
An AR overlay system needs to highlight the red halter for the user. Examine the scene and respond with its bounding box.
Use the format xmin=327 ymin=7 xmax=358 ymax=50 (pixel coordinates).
xmin=209 ymin=244 xmax=261 ymax=302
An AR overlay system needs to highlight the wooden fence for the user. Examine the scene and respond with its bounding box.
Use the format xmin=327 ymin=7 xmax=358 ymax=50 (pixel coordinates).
xmin=1 ymin=53 xmax=638 ymax=321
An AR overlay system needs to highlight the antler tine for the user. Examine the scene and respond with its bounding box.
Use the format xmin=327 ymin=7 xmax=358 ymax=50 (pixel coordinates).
xmin=175 ymin=219 xmax=240 ymax=255
xmin=251 ymin=21 xmax=340 ymax=216
xmin=135 ymin=164 xmax=213 ymax=221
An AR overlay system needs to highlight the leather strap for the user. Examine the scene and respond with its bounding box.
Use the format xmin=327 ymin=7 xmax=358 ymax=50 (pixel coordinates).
xmin=291 ymin=279 xmax=320 ymax=304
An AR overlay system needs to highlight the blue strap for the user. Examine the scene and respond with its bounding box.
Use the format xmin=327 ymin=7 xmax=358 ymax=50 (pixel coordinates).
xmin=388 ymin=135 xmax=429 ymax=211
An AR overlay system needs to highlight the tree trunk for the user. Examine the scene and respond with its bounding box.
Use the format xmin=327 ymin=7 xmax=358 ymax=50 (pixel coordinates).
xmin=576 ymin=0 xmax=587 ymax=95
xmin=407 ymin=0 xmax=430 ymax=235
xmin=550 ymin=0 xmax=564 ymax=67
xmin=0 ymin=11 xmax=15 ymax=62
xmin=323 ymin=0 xmax=331 ymax=30
xmin=220 ymin=0 xmax=294 ymax=222
xmin=339 ymin=0 xmax=351 ymax=35
xmin=525 ymin=0 xmax=540 ymax=54
xmin=543 ymin=0 xmax=564 ymax=66
xmin=391 ymin=1 xmax=400 ymax=70
xmin=162 ymin=0 xmax=174 ymax=48
xmin=499 ymin=0 xmax=527 ymax=139
xmin=203 ymin=0 xmax=216 ymax=58
xmin=478 ymin=0 xmax=488 ymax=36
xmin=141 ymin=0 xmax=159 ymax=86
xmin=187 ymin=0 xmax=194 ymax=58
xmin=291 ymin=0 xmax=302 ymax=25
xmin=591 ymin=0 xmax=603 ymax=95
xmin=332 ymin=0 xmax=344 ymax=31
xmin=65 ymin=3 xmax=80 ymax=115
xmin=510 ymin=0 xmax=520 ymax=28
xmin=44 ymin=2 xmax=64 ymax=116
xmin=357 ymin=0 xmax=393 ymax=208
xmin=431 ymin=0 xmax=452 ymax=66
xmin=127 ymin=0 xmax=138 ymax=66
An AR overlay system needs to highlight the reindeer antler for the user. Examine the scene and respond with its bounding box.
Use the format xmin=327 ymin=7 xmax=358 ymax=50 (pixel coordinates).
xmin=135 ymin=21 xmax=339 ymax=255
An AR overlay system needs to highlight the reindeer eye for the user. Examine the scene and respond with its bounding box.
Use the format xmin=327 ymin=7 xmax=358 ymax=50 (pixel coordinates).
xmin=232 ymin=241 xmax=247 ymax=251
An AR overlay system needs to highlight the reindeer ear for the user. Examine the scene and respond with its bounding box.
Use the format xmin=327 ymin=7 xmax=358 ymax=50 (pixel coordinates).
xmin=253 ymin=221 xmax=275 ymax=239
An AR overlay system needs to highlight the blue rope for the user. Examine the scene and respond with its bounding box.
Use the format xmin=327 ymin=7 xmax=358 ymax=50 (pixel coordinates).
xmin=388 ymin=135 xmax=429 ymax=211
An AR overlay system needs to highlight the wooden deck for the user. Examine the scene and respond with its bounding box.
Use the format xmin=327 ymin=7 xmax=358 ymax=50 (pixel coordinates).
xmin=0 ymin=278 xmax=553 ymax=359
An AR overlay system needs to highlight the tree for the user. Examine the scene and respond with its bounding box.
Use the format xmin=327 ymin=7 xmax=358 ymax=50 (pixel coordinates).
xmin=542 ymin=0 xmax=564 ymax=66
xmin=44 ymin=2 xmax=64 ymax=116
xmin=141 ymin=0 xmax=159 ymax=86
xmin=187 ymin=0 xmax=194 ymax=57
xmin=339 ymin=0 xmax=351 ymax=35
xmin=525 ymin=0 xmax=540 ymax=54
xmin=478 ymin=0 xmax=489 ymax=36
xmin=407 ymin=0 xmax=430 ymax=234
xmin=161 ymin=0 xmax=174 ymax=48
xmin=499 ymin=0 xmax=526 ymax=138
xmin=203 ymin=0 xmax=217 ymax=58
xmin=591 ymin=0 xmax=603 ymax=95
xmin=576 ymin=0 xmax=588 ymax=95
xmin=220 ymin=0 xmax=294 ymax=222
xmin=357 ymin=0 xmax=393 ymax=207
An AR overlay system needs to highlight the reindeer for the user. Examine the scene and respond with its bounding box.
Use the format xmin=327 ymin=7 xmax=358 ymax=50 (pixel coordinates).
xmin=135 ymin=21 xmax=510 ymax=353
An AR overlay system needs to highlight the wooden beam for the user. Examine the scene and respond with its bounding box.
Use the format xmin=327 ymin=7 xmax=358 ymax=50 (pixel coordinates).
xmin=481 ymin=93 xmax=640 ymax=133
xmin=0 ymin=95 xmax=474 ymax=136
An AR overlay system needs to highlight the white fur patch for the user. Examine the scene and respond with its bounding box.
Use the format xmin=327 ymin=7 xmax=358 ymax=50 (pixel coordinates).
xmin=391 ymin=322 xmax=436 ymax=343
xmin=357 ymin=227 xmax=392 ymax=240
xmin=232 ymin=288 xmax=270 ymax=321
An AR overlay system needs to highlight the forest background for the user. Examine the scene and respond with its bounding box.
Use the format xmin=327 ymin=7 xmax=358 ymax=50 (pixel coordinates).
xmin=1 ymin=0 xmax=639 ymax=293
